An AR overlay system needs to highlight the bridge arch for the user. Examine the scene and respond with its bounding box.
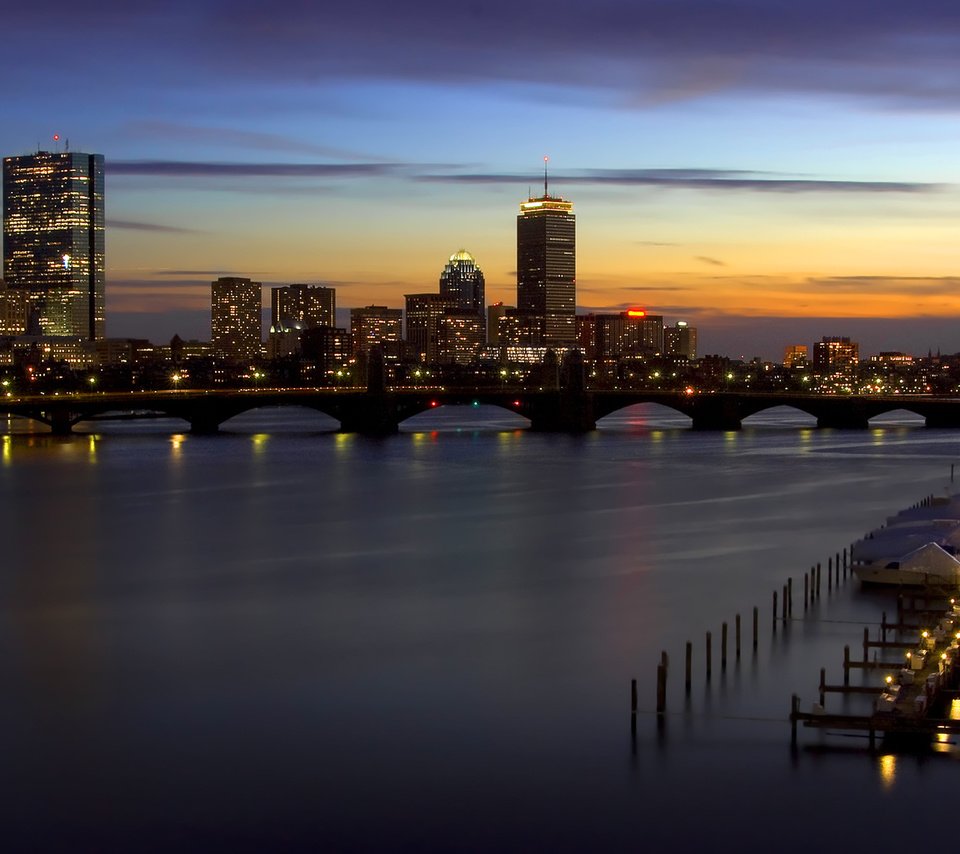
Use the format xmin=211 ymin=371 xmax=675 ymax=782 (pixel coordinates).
xmin=867 ymin=407 xmax=926 ymax=426
xmin=596 ymin=402 xmax=693 ymax=430
xmin=398 ymin=402 xmax=530 ymax=432
xmin=740 ymin=404 xmax=817 ymax=428
xmin=215 ymin=404 xmax=341 ymax=433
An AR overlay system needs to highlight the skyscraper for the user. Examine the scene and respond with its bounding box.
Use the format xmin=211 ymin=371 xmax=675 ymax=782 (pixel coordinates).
xmin=2 ymin=150 xmax=105 ymax=339
xmin=211 ymin=277 xmax=263 ymax=362
xmin=404 ymin=293 xmax=453 ymax=363
xmin=516 ymin=161 xmax=575 ymax=346
xmin=439 ymin=250 xmax=485 ymax=328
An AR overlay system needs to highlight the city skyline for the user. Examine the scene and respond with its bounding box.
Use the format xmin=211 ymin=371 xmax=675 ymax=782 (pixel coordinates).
xmin=5 ymin=1 xmax=960 ymax=359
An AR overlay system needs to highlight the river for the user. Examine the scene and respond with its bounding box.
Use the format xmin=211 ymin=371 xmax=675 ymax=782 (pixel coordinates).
xmin=0 ymin=404 xmax=956 ymax=851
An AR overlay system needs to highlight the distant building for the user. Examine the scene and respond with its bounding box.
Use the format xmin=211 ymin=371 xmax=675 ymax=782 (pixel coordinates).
xmin=350 ymin=305 xmax=402 ymax=358
xmin=813 ymin=336 xmax=859 ymax=375
xmin=578 ymin=310 xmax=663 ymax=363
xmin=301 ymin=325 xmax=351 ymax=378
xmin=664 ymin=321 xmax=697 ymax=360
xmin=2 ymin=150 xmax=105 ymax=339
xmin=271 ymin=284 xmax=335 ymax=330
xmin=499 ymin=308 xmax=543 ymax=348
xmin=438 ymin=313 xmax=484 ymax=365
xmin=486 ymin=302 xmax=511 ymax=346
xmin=783 ymin=345 xmax=809 ymax=369
xmin=439 ymin=250 xmax=485 ymax=329
xmin=0 ymin=280 xmax=28 ymax=335
xmin=517 ymin=168 xmax=576 ymax=346
xmin=211 ymin=277 xmax=262 ymax=363
xmin=404 ymin=293 xmax=453 ymax=363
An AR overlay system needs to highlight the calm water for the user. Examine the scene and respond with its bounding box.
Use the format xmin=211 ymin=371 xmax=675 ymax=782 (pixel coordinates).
xmin=0 ymin=404 xmax=957 ymax=851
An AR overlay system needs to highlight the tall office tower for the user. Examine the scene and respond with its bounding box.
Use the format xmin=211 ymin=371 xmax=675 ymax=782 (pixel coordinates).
xmin=439 ymin=250 xmax=485 ymax=326
xmin=517 ymin=162 xmax=575 ymax=346
xmin=271 ymin=284 xmax=335 ymax=330
xmin=211 ymin=277 xmax=263 ymax=362
xmin=664 ymin=320 xmax=698 ymax=360
xmin=2 ymin=150 xmax=105 ymax=339
xmin=405 ymin=293 xmax=453 ymax=363
xmin=350 ymin=305 xmax=403 ymax=358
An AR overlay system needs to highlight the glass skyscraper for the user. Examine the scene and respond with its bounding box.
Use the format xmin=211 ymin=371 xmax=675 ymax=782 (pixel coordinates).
xmin=516 ymin=180 xmax=575 ymax=347
xmin=439 ymin=250 xmax=485 ymax=323
xmin=2 ymin=150 xmax=105 ymax=339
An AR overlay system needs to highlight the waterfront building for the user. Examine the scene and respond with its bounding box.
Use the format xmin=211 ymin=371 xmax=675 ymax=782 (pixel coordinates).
xmin=439 ymin=250 xmax=485 ymax=330
xmin=301 ymin=325 xmax=352 ymax=380
xmin=350 ymin=305 xmax=402 ymax=358
xmin=404 ymin=293 xmax=453 ymax=363
xmin=2 ymin=150 xmax=105 ymax=339
xmin=517 ymin=164 xmax=576 ymax=346
xmin=664 ymin=321 xmax=697 ymax=360
xmin=783 ymin=344 xmax=809 ymax=369
xmin=211 ymin=277 xmax=263 ymax=363
xmin=499 ymin=308 xmax=543 ymax=348
xmin=813 ymin=336 xmax=859 ymax=375
xmin=271 ymin=284 xmax=335 ymax=330
xmin=578 ymin=310 xmax=663 ymax=363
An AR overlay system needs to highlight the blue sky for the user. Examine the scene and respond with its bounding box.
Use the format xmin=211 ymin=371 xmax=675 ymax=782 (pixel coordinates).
xmin=5 ymin=0 xmax=960 ymax=358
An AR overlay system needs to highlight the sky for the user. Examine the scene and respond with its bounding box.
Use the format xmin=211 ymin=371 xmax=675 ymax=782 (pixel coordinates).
xmin=5 ymin=0 xmax=960 ymax=359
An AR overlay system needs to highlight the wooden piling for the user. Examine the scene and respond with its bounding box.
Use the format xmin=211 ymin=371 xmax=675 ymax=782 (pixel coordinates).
xmin=816 ymin=562 xmax=821 ymax=597
xmin=685 ymin=641 xmax=692 ymax=694
xmin=782 ymin=584 xmax=788 ymax=622
xmin=752 ymin=606 xmax=758 ymax=650
xmin=819 ymin=668 xmax=826 ymax=706
xmin=735 ymin=614 xmax=741 ymax=661
xmin=881 ymin=612 xmax=887 ymax=643
xmin=828 ymin=556 xmax=833 ymax=591
xmin=863 ymin=626 xmax=870 ymax=662
xmin=804 ymin=573 xmax=809 ymax=610
xmin=843 ymin=645 xmax=850 ymax=686
xmin=656 ymin=665 xmax=666 ymax=716
xmin=631 ymin=678 xmax=637 ymax=715
xmin=721 ymin=622 xmax=728 ymax=671
xmin=706 ymin=631 xmax=713 ymax=681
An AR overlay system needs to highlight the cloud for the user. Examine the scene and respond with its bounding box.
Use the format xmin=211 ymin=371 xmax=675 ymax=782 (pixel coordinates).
xmin=119 ymin=121 xmax=390 ymax=161
xmin=420 ymin=168 xmax=937 ymax=193
xmin=107 ymin=219 xmax=199 ymax=234
xmin=695 ymin=256 xmax=726 ymax=267
xmin=108 ymin=160 xmax=403 ymax=178
xmin=8 ymin=1 xmax=960 ymax=115
xmin=806 ymin=276 xmax=960 ymax=296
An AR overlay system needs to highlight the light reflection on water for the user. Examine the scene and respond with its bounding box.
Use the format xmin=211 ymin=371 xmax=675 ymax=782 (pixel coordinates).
xmin=0 ymin=407 xmax=958 ymax=850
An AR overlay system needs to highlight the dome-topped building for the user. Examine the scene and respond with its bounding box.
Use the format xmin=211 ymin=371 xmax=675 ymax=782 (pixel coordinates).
xmin=439 ymin=249 xmax=485 ymax=323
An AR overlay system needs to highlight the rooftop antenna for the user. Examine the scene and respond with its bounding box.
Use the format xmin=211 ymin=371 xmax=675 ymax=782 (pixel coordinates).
xmin=543 ymin=155 xmax=549 ymax=197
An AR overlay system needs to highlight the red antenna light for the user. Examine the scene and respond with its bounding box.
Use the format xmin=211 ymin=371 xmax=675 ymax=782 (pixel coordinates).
xmin=53 ymin=134 xmax=60 ymax=141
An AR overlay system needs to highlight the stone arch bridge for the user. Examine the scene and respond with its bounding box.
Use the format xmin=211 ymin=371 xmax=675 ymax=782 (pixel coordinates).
xmin=2 ymin=388 xmax=960 ymax=435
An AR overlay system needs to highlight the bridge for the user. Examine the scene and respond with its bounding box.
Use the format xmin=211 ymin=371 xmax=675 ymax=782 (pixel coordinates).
xmin=2 ymin=386 xmax=960 ymax=435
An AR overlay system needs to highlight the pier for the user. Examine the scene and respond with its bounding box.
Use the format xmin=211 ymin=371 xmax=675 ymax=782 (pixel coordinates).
xmin=791 ymin=595 xmax=960 ymax=749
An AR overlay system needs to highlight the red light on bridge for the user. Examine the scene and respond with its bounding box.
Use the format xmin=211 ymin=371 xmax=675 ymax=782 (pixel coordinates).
xmin=430 ymin=400 xmax=439 ymax=408
xmin=513 ymin=400 xmax=521 ymax=407
xmin=626 ymin=309 xmax=646 ymax=318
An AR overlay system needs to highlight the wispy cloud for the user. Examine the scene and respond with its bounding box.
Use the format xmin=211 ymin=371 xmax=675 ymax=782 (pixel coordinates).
xmin=107 ymin=218 xmax=199 ymax=234
xmin=695 ymin=256 xmax=726 ymax=267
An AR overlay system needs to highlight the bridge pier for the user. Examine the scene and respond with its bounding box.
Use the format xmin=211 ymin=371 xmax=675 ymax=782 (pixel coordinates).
xmin=48 ymin=412 xmax=74 ymax=436
xmin=189 ymin=416 xmax=222 ymax=435
xmin=337 ymin=394 xmax=400 ymax=436
xmin=527 ymin=392 xmax=596 ymax=433
xmin=816 ymin=415 xmax=870 ymax=430
xmin=687 ymin=396 xmax=743 ymax=431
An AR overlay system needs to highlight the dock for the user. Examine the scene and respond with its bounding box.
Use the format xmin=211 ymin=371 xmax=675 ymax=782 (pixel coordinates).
xmin=791 ymin=596 xmax=960 ymax=748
